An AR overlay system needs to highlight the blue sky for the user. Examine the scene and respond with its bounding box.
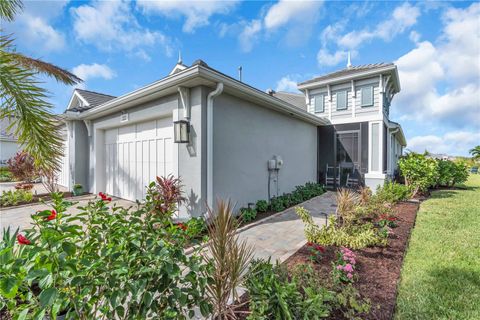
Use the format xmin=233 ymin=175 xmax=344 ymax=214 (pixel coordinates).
xmin=5 ymin=0 xmax=480 ymax=156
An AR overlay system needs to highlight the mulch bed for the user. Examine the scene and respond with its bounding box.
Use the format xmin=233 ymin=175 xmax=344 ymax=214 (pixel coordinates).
xmin=0 ymin=192 xmax=76 ymax=209
xmin=284 ymin=201 xmax=420 ymax=320
xmin=234 ymin=201 xmax=419 ymax=319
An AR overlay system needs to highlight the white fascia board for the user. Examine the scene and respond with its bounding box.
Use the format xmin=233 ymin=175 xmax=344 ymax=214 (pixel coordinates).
xmin=66 ymin=64 xmax=328 ymax=126
xmin=197 ymin=67 xmax=329 ymax=126
xmin=66 ymin=90 xmax=90 ymax=110
xmin=72 ymin=67 xmax=200 ymax=120
xmin=298 ymin=65 xmax=400 ymax=92
xmin=388 ymin=122 xmax=407 ymax=147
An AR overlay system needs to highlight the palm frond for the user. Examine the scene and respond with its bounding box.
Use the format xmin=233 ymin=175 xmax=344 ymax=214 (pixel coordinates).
xmin=9 ymin=52 xmax=82 ymax=85
xmin=0 ymin=34 xmax=63 ymax=172
xmin=0 ymin=0 xmax=23 ymax=21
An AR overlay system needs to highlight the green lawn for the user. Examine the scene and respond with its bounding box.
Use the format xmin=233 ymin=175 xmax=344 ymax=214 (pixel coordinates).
xmin=395 ymin=175 xmax=480 ymax=320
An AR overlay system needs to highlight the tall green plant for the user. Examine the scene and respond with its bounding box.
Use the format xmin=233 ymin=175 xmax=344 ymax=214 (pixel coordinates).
xmin=1 ymin=0 xmax=82 ymax=172
xmin=202 ymin=200 xmax=254 ymax=319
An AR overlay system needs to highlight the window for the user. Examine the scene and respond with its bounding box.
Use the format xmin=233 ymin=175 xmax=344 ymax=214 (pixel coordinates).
xmin=313 ymin=94 xmax=324 ymax=113
xmin=361 ymin=86 xmax=373 ymax=107
xmin=336 ymin=91 xmax=347 ymax=110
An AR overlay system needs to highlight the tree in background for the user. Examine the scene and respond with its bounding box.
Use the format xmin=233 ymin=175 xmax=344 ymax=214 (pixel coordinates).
xmin=0 ymin=0 xmax=81 ymax=174
xmin=470 ymin=146 xmax=480 ymax=161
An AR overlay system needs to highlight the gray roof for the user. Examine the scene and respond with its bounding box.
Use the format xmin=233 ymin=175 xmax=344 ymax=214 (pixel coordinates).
xmin=71 ymin=89 xmax=116 ymax=112
xmin=272 ymin=92 xmax=307 ymax=110
xmin=299 ymin=63 xmax=394 ymax=86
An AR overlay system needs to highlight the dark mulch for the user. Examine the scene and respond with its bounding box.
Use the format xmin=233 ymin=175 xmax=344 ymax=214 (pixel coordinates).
xmin=234 ymin=201 xmax=419 ymax=320
xmin=284 ymin=201 xmax=419 ymax=320
xmin=0 ymin=192 xmax=76 ymax=209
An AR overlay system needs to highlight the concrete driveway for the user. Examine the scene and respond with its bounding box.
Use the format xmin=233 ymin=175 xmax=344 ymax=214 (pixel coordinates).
xmin=0 ymin=182 xmax=68 ymax=195
xmin=0 ymin=194 xmax=136 ymax=232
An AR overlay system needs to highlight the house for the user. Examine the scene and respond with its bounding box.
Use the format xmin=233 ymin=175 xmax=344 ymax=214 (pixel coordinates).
xmin=0 ymin=117 xmax=21 ymax=167
xmin=296 ymin=61 xmax=406 ymax=190
xmin=61 ymin=58 xmax=406 ymax=217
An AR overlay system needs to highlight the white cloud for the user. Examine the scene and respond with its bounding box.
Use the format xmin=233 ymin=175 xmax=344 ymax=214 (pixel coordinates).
xmin=71 ymin=1 xmax=173 ymax=55
xmin=238 ymin=20 xmax=262 ymax=52
xmin=137 ymin=0 xmax=238 ymax=33
xmin=409 ymin=30 xmax=421 ymax=43
xmin=394 ymin=3 xmax=480 ymax=129
xmin=408 ymin=131 xmax=480 ymax=156
xmin=264 ymin=0 xmax=322 ymax=31
xmin=72 ymin=63 xmax=116 ymax=82
xmin=238 ymin=0 xmax=324 ymax=52
xmin=275 ymin=76 xmax=300 ymax=93
xmin=338 ymin=3 xmax=420 ymax=49
xmin=4 ymin=1 xmax=69 ymax=52
xmin=317 ymin=49 xmax=349 ymax=67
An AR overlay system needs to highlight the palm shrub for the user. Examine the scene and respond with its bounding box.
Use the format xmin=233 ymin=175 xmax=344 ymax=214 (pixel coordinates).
xmin=202 ymin=200 xmax=254 ymax=319
xmin=0 ymin=191 xmax=211 ymax=319
xmin=1 ymin=0 xmax=82 ymax=173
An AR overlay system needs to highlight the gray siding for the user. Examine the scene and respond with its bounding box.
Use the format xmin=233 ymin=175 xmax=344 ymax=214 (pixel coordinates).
xmin=212 ymin=93 xmax=318 ymax=210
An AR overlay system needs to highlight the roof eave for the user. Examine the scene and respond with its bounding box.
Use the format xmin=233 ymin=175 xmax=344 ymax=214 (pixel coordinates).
xmin=298 ymin=65 xmax=399 ymax=91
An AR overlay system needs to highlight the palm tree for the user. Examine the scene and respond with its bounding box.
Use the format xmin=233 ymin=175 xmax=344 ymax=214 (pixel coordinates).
xmin=0 ymin=0 xmax=82 ymax=172
xmin=470 ymin=146 xmax=480 ymax=161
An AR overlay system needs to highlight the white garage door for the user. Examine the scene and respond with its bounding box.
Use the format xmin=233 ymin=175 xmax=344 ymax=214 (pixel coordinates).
xmin=104 ymin=118 xmax=174 ymax=201
xmin=57 ymin=138 xmax=70 ymax=188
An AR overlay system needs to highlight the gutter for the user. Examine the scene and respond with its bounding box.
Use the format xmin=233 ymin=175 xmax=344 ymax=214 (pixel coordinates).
xmin=206 ymin=83 xmax=224 ymax=209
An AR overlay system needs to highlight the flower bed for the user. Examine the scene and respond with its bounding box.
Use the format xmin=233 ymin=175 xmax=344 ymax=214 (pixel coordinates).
xmin=0 ymin=191 xmax=75 ymax=208
xmin=285 ymin=201 xmax=419 ymax=320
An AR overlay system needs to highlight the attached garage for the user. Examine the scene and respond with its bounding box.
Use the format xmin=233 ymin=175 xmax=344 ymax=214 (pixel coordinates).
xmin=104 ymin=118 xmax=174 ymax=201
xmin=57 ymin=139 xmax=70 ymax=188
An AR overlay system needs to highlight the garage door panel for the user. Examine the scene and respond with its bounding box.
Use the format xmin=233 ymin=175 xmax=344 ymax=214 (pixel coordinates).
xmin=105 ymin=118 xmax=174 ymax=201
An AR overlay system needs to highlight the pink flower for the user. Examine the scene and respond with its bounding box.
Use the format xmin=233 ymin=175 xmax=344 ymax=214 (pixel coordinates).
xmin=347 ymin=273 xmax=353 ymax=279
xmin=349 ymin=258 xmax=356 ymax=265
xmin=336 ymin=265 xmax=343 ymax=270
xmin=343 ymin=264 xmax=354 ymax=272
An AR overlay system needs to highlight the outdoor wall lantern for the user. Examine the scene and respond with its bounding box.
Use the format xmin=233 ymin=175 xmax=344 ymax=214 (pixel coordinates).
xmin=174 ymin=120 xmax=190 ymax=143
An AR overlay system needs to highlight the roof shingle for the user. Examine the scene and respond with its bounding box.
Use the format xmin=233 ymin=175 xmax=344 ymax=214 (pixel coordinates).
xmin=272 ymin=91 xmax=307 ymax=110
xmin=70 ymin=89 xmax=116 ymax=112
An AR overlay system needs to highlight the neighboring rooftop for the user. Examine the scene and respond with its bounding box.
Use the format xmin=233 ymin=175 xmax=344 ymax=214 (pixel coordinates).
xmin=270 ymin=91 xmax=307 ymax=111
xmin=70 ymin=89 xmax=116 ymax=112
xmin=298 ymin=63 xmax=395 ymax=86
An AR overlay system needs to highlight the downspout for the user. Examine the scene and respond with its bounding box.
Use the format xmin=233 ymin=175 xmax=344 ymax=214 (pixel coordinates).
xmin=206 ymin=83 xmax=224 ymax=209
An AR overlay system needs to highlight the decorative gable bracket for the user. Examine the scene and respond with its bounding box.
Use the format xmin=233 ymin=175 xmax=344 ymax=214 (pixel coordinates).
xmin=178 ymin=86 xmax=191 ymax=120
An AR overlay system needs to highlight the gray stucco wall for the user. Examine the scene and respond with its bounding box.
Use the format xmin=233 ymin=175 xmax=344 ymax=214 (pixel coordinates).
xmin=70 ymin=120 xmax=89 ymax=189
xmin=212 ymin=93 xmax=318 ymax=211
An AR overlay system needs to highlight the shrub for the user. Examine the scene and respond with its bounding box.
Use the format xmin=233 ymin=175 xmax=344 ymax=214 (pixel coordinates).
xmin=240 ymin=207 xmax=257 ymax=223
xmin=0 ymin=192 xmax=211 ymax=319
xmin=202 ymin=200 xmax=254 ymax=319
xmin=334 ymin=284 xmax=371 ymax=319
xmin=255 ymin=200 xmax=268 ymax=213
xmin=184 ymin=217 xmax=207 ymax=240
xmin=398 ymin=152 xmax=438 ymax=196
xmin=7 ymin=151 xmax=37 ymax=183
xmin=246 ymin=259 xmax=333 ymax=320
xmin=336 ymin=188 xmax=360 ymax=226
xmin=147 ymin=175 xmax=185 ymax=217
xmin=0 ymin=167 xmax=13 ymax=182
xmin=270 ymin=196 xmax=285 ymax=212
xmin=306 ymin=242 xmax=326 ymax=263
xmin=0 ymin=189 xmax=34 ymax=206
xmin=451 ymin=161 xmax=469 ymax=186
xmin=296 ymin=208 xmax=387 ymax=249
xmin=375 ymin=181 xmax=411 ymax=204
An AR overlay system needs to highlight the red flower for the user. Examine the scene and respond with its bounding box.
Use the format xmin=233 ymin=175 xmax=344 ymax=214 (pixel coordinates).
xmin=315 ymin=244 xmax=326 ymax=253
xmin=177 ymin=223 xmax=187 ymax=231
xmin=17 ymin=234 xmax=31 ymax=245
xmin=98 ymin=192 xmax=112 ymax=202
xmin=46 ymin=210 xmax=57 ymax=221
xmin=307 ymin=242 xmax=314 ymax=247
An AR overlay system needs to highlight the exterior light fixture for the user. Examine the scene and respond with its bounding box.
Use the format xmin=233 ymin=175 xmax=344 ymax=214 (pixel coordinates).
xmin=173 ymin=120 xmax=190 ymax=143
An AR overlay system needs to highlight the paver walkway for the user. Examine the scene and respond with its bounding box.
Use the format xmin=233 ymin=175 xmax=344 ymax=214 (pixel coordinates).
xmin=0 ymin=182 xmax=67 ymax=194
xmin=237 ymin=191 xmax=337 ymax=262
xmin=0 ymin=195 xmax=136 ymax=232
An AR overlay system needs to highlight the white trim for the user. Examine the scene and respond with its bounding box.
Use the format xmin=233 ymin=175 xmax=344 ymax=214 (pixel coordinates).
xmin=206 ymin=83 xmax=224 ymax=209
xmin=298 ymin=64 xmax=399 ymax=91
xmin=177 ymin=87 xmax=191 ymax=119
xmin=351 ymin=80 xmax=356 ymax=118
xmin=83 ymin=120 xmax=92 ymax=137
xmin=67 ymin=90 xmax=90 ymax=110
xmin=327 ymin=84 xmax=332 ymax=120
xmin=364 ymin=172 xmax=386 ymax=179
xmin=378 ymin=75 xmax=384 ymax=116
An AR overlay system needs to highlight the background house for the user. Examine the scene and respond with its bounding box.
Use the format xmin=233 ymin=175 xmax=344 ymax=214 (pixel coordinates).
xmin=0 ymin=117 xmax=20 ymax=167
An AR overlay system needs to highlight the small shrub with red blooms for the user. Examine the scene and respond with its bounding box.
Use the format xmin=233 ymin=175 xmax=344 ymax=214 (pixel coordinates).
xmin=377 ymin=214 xmax=398 ymax=228
xmin=98 ymin=192 xmax=112 ymax=202
xmin=306 ymin=242 xmax=326 ymax=263
xmin=333 ymin=247 xmax=357 ymax=284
